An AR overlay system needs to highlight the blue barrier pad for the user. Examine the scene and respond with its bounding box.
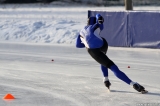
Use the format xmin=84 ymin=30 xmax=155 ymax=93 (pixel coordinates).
xmin=88 ymin=11 xmax=129 ymax=47
xmin=129 ymin=11 xmax=160 ymax=48
xmin=88 ymin=10 xmax=160 ymax=48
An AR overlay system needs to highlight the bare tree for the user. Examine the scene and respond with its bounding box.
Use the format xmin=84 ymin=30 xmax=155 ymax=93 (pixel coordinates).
xmin=125 ymin=0 xmax=133 ymax=10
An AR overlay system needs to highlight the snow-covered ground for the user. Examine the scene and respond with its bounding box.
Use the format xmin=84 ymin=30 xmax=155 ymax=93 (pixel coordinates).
xmin=0 ymin=4 xmax=160 ymax=106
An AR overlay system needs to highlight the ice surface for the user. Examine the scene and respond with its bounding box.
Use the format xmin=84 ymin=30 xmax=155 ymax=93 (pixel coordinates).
xmin=0 ymin=42 xmax=160 ymax=106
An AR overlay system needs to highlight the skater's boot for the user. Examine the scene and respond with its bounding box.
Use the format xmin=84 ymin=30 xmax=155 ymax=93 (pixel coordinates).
xmin=133 ymin=83 xmax=145 ymax=92
xmin=104 ymin=80 xmax=111 ymax=89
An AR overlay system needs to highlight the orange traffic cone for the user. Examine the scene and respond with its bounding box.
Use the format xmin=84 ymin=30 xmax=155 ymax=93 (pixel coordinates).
xmin=3 ymin=94 xmax=15 ymax=100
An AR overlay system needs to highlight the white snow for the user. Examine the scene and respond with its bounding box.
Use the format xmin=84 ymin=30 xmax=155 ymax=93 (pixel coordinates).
xmin=0 ymin=4 xmax=160 ymax=106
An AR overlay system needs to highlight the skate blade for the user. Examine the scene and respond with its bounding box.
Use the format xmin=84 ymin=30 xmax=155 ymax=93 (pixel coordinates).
xmin=108 ymin=89 xmax=110 ymax=92
xmin=141 ymin=90 xmax=148 ymax=94
xmin=107 ymin=87 xmax=110 ymax=92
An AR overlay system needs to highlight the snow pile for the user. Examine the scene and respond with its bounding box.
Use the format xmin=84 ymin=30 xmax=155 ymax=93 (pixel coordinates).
xmin=0 ymin=4 xmax=88 ymax=44
xmin=0 ymin=19 xmax=80 ymax=43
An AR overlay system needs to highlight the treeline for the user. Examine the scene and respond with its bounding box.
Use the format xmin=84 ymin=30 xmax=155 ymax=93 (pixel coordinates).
xmin=0 ymin=0 xmax=56 ymax=3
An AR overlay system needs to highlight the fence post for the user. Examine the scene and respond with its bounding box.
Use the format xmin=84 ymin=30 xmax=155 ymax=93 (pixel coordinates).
xmin=125 ymin=0 xmax=133 ymax=10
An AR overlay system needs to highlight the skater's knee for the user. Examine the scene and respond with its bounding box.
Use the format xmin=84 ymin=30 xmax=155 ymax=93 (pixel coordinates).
xmin=107 ymin=61 xmax=115 ymax=68
xmin=102 ymin=61 xmax=114 ymax=69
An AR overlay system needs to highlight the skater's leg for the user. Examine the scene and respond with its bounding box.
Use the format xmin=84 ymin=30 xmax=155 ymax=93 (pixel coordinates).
xmin=101 ymin=65 xmax=108 ymax=77
xmin=101 ymin=65 xmax=111 ymax=89
xmin=87 ymin=48 xmax=133 ymax=85
xmin=87 ymin=48 xmax=114 ymax=69
xmin=109 ymin=64 xmax=146 ymax=92
xmin=110 ymin=65 xmax=132 ymax=85
xmin=101 ymin=65 xmax=110 ymax=82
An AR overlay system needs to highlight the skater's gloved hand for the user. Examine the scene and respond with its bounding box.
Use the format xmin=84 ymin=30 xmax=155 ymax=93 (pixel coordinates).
xmin=96 ymin=14 xmax=104 ymax=24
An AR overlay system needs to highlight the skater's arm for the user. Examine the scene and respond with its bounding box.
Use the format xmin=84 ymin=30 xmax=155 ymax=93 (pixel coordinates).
xmin=76 ymin=34 xmax=85 ymax=48
xmin=91 ymin=14 xmax=104 ymax=31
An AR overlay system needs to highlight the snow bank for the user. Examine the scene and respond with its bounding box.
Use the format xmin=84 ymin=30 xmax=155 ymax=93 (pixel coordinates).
xmin=0 ymin=19 xmax=81 ymax=43
xmin=0 ymin=4 xmax=88 ymax=44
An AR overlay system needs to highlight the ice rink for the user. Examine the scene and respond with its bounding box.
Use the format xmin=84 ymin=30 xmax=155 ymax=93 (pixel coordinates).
xmin=0 ymin=42 xmax=160 ymax=106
